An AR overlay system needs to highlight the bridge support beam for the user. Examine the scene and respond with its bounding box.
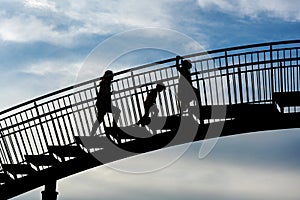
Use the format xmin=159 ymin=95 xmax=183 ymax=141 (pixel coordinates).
xmin=41 ymin=181 xmax=58 ymax=200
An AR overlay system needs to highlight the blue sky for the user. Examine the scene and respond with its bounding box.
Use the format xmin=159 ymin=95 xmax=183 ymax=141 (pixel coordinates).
xmin=1 ymin=0 xmax=300 ymax=199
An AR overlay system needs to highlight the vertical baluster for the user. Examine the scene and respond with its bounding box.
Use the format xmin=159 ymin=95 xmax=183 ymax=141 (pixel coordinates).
xmin=13 ymin=115 xmax=28 ymax=159
xmin=0 ymin=124 xmax=13 ymax=164
xmin=68 ymin=96 xmax=82 ymax=137
xmin=213 ymin=59 xmax=219 ymax=105
xmin=225 ymin=51 xmax=232 ymax=105
xmin=34 ymin=102 xmax=48 ymax=153
xmin=132 ymin=71 xmax=142 ymax=119
xmin=46 ymin=103 xmax=61 ymax=146
xmin=29 ymin=107 xmax=45 ymax=154
xmin=231 ymin=56 xmax=237 ymax=104
xmin=238 ymin=68 xmax=243 ymax=104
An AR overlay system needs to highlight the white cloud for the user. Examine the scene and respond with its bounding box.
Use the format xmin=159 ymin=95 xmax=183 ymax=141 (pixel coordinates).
xmin=23 ymin=60 xmax=81 ymax=77
xmin=24 ymin=0 xmax=57 ymax=11
xmin=60 ymin=0 xmax=173 ymax=31
xmin=197 ymin=0 xmax=300 ymax=22
xmin=0 ymin=0 xmax=179 ymax=45
xmin=0 ymin=14 xmax=63 ymax=44
xmin=0 ymin=60 xmax=81 ymax=110
xmin=55 ymin=151 xmax=300 ymax=200
xmin=21 ymin=59 xmax=82 ymax=89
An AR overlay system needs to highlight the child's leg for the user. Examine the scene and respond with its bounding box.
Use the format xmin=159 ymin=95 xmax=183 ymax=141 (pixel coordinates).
xmin=90 ymin=110 xmax=106 ymax=136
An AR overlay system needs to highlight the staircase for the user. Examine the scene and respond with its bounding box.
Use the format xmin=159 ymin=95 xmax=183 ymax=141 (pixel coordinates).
xmin=1 ymin=40 xmax=300 ymax=199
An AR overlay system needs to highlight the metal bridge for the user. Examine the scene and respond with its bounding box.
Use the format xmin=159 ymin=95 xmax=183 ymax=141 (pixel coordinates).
xmin=1 ymin=40 xmax=300 ymax=199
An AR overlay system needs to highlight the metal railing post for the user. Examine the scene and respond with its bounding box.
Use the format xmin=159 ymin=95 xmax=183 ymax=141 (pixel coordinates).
xmin=270 ymin=45 xmax=274 ymax=95
xmin=34 ymin=102 xmax=48 ymax=152
xmin=0 ymin=128 xmax=13 ymax=165
xmin=225 ymin=51 xmax=232 ymax=105
xmin=280 ymin=62 xmax=284 ymax=92
xmin=131 ymin=71 xmax=142 ymax=119
xmin=238 ymin=68 xmax=243 ymax=103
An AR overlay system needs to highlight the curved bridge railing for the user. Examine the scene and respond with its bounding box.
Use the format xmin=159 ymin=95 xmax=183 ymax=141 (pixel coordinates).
xmin=0 ymin=40 xmax=300 ymax=198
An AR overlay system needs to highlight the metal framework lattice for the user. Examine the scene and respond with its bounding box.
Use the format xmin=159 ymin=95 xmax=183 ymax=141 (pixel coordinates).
xmin=0 ymin=40 xmax=300 ymax=199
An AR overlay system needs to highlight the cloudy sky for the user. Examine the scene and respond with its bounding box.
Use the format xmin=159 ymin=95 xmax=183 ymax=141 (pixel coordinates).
xmin=1 ymin=0 xmax=300 ymax=199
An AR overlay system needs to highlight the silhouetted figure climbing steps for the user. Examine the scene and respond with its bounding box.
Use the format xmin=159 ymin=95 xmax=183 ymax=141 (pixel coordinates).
xmin=137 ymin=83 xmax=166 ymax=126
xmin=176 ymin=56 xmax=200 ymax=112
xmin=90 ymin=70 xmax=120 ymax=136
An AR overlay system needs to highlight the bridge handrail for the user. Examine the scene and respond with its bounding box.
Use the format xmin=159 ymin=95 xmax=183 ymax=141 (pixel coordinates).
xmin=0 ymin=39 xmax=300 ymax=175
xmin=1 ymin=39 xmax=300 ymax=116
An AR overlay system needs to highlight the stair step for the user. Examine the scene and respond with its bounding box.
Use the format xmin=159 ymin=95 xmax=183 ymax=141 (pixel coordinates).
xmin=201 ymin=104 xmax=279 ymax=119
xmin=148 ymin=115 xmax=181 ymax=130
xmin=105 ymin=125 xmax=152 ymax=140
xmin=273 ymin=92 xmax=300 ymax=112
xmin=0 ymin=172 xmax=13 ymax=183
xmin=25 ymin=155 xmax=60 ymax=167
xmin=75 ymin=136 xmax=113 ymax=149
xmin=115 ymin=125 xmax=152 ymax=138
xmin=2 ymin=164 xmax=35 ymax=175
xmin=48 ymin=145 xmax=87 ymax=158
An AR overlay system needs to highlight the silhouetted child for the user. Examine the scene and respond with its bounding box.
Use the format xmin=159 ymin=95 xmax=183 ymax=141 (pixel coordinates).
xmin=176 ymin=56 xmax=200 ymax=111
xmin=137 ymin=83 xmax=166 ymax=126
xmin=90 ymin=70 xmax=120 ymax=136
xmin=176 ymin=57 xmax=192 ymax=85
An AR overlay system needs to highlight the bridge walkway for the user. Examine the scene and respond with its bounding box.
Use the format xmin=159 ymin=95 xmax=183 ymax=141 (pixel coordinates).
xmin=0 ymin=40 xmax=300 ymax=199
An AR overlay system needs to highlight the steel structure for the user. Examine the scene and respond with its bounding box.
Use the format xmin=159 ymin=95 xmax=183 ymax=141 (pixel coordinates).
xmin=0 ymin=40 xmax=300 ymax=199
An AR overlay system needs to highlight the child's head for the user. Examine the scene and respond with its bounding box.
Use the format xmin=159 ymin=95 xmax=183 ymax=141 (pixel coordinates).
xmin=182 ymin=59 xmax=192 ymax=69
xmin=103 ymin=70 xmax=113 ymax=81
xmin=156 ymin=83 xmax=166 ymax=92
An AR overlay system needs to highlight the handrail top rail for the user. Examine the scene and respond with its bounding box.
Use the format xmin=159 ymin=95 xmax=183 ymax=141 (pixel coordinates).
xmin=1 ymin=39 xmax=300 ymax=115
